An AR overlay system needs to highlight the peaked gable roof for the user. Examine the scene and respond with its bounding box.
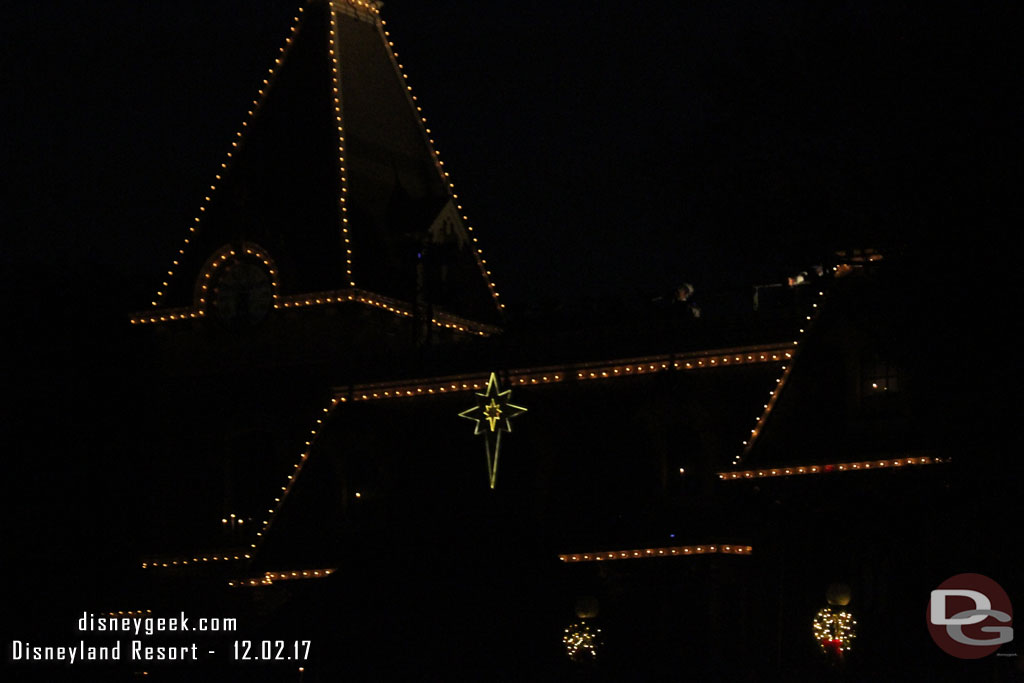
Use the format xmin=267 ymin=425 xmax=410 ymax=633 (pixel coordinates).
xmin=140 ymin=0 xmax=502 ymax=325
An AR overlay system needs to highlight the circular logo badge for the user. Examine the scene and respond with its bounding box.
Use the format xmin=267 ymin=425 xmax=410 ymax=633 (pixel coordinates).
xmin=927 ymin=573 xmax=1013 ymax=659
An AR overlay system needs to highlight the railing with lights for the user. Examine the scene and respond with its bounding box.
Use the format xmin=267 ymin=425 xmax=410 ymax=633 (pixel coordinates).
xmin=332 ymin=342 xmax=795 ymax=403
xmin=228 ymin=568 xmax=336 ymax=587
xmin=717 ymin=455 xmax=947 ymax=481
xmin=573 ymin=344 xmax=794 ymax=382
xmin=132 ymin=286 xmax=500 ymax=336
xmin=141 ymin=552 xmax=251 ymax=570
xmin=558 ymin=544 xmax=753 ymax=563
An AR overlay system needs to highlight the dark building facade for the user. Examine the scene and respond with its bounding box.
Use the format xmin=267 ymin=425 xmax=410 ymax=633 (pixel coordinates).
xmin=111 ymin=2 xmax=1017 ymax=681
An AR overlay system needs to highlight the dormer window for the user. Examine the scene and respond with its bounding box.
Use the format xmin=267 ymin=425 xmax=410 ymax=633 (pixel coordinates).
xmin=862 ymin=355 xmax=900 ymax=395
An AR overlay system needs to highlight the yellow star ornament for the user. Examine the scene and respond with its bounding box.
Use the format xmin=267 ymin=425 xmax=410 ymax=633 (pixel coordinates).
xmin=458 ymin=373 xmax=527 ymax=488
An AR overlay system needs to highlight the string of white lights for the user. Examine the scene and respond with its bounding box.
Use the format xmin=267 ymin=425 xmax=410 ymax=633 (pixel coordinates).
xmin=376 ymin=11 xmax=504 ymax=314
xmin=150 ymin=7 xmax=308 ymax=309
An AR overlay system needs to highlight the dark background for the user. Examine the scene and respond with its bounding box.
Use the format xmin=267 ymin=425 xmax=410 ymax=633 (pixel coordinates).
xmin=3 ymin=0 xmax=1019 ymax=677
xmin=6 ymin=0 xmax=1019 ymax=302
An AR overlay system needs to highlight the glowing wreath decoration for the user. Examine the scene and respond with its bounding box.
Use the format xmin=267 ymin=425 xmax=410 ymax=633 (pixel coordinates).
xmin=563 ymin=621 xmax=601 ymax=662
xmin=813 ymin=607 xmax=857 ymax=655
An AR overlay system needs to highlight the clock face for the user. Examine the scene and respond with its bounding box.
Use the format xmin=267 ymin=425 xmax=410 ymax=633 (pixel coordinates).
xmin=211 ymin=260 xmax=273 ymax=327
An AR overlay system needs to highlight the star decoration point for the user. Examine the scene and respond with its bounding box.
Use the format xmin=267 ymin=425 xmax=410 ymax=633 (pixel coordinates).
xmin=458 ymin=372 xmax=527 ymax=488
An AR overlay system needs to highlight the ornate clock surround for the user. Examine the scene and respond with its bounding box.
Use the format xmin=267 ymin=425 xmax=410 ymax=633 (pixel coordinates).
xmin=195 ymin=242 xmax=280 ymax=326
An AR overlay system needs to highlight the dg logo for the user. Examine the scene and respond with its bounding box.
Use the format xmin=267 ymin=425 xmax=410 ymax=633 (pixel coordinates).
xmin=927 ymin=573 xmax=1014 ymax=659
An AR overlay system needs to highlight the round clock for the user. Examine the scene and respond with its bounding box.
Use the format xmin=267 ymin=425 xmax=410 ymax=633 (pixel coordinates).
xmin=211 ymin=259 xmax=273 ymax=327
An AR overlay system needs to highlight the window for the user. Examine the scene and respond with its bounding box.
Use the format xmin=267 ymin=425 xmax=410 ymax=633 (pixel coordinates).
xmin=859 ymin=353 xmax=904 ymax=417
xmin=862 ymin=355 xmax=900 ymax=395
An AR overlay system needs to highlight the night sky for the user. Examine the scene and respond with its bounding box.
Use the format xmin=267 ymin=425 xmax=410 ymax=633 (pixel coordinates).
xmin=4 ymin=0 xmax=1020 ymax=665
xmin=7 ymin=0 xmax=1018 ymax=308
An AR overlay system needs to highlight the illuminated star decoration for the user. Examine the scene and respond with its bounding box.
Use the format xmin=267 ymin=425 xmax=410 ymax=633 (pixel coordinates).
xmin=458 ymin=372 xmax=527 ymax=488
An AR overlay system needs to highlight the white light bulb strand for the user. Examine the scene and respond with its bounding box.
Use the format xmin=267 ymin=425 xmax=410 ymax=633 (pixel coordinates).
xmin=732 ymin=289 xmax=827 ymax=467
xmin=150 ymin=8 xmax=308 ymax=309
xmin=328 ymin=8 xmax=355 ymax=286
xmin=375 ymin=17 xmax=504 ymax=314
xmin=252 ymin=396 xmax=340 ymax=553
